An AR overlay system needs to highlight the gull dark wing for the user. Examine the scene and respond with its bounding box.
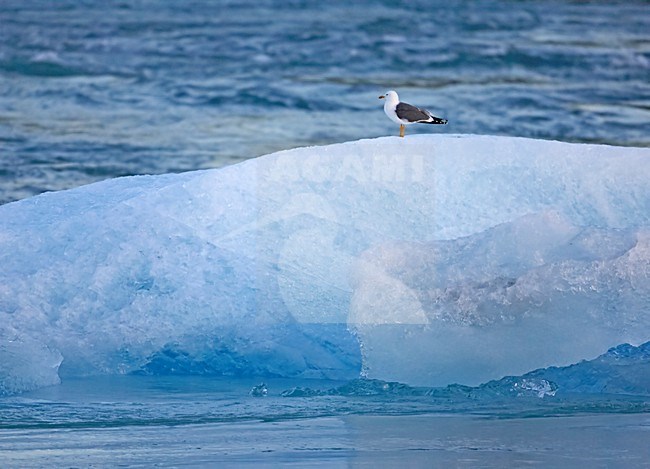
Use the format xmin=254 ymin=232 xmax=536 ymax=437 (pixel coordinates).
xmin=395 ymin=102 xmax=431 ymax=122
xmin=396 ymin=102 xmax=447 ymax=124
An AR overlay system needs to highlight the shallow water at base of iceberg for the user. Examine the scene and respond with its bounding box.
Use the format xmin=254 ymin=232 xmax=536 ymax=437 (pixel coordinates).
xmin=1 ymin=375 xmax=649 ymax=468
xmin=3 ymin=414 xmax=649 ymax=468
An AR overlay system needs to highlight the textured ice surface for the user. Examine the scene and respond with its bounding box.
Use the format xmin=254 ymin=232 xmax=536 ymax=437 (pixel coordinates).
xmin=515 ymin=341 xmax=650 ymax=396
xmin=1 ymin=135 xmax=649 ymax=394
xmin=352 ymin=212 xmax=650 ymax=385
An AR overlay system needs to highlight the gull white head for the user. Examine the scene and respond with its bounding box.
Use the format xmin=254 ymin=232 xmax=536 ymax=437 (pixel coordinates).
xmin=378 ymin=90 xmax=399 ymax=105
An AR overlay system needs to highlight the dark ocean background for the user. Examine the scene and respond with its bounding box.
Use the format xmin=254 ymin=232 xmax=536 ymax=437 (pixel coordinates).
xmin=1 ymin=0 xmax=649 ymax=205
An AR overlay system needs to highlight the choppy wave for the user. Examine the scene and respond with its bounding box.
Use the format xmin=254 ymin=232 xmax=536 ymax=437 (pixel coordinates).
xmin=0 ymin=57 xmax=90 ymax=78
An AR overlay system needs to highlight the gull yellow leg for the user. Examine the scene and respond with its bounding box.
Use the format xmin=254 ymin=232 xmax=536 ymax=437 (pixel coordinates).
xmin=399 ymin=124 xmax=405 ymax=138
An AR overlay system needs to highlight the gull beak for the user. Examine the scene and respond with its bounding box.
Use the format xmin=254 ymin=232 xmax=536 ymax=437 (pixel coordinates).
xmin=378 ymin=95 xmax=385 ymax=99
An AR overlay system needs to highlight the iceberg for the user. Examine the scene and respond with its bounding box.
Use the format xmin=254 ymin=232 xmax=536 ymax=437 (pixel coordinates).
xmin=1 ymin=134 xmax=649 ymax=394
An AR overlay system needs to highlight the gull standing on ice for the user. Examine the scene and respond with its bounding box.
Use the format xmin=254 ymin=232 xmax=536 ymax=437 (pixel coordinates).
xmin=379 ymin=90 xmax=447 ymax=137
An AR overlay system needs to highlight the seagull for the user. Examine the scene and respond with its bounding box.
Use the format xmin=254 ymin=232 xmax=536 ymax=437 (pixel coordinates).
xmin=379 ymin=90 xmax=447 ymax=137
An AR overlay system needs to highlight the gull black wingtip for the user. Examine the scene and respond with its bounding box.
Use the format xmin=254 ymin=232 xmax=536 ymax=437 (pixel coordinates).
xmin=425 ymin=117 xmax=448 ymax=125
